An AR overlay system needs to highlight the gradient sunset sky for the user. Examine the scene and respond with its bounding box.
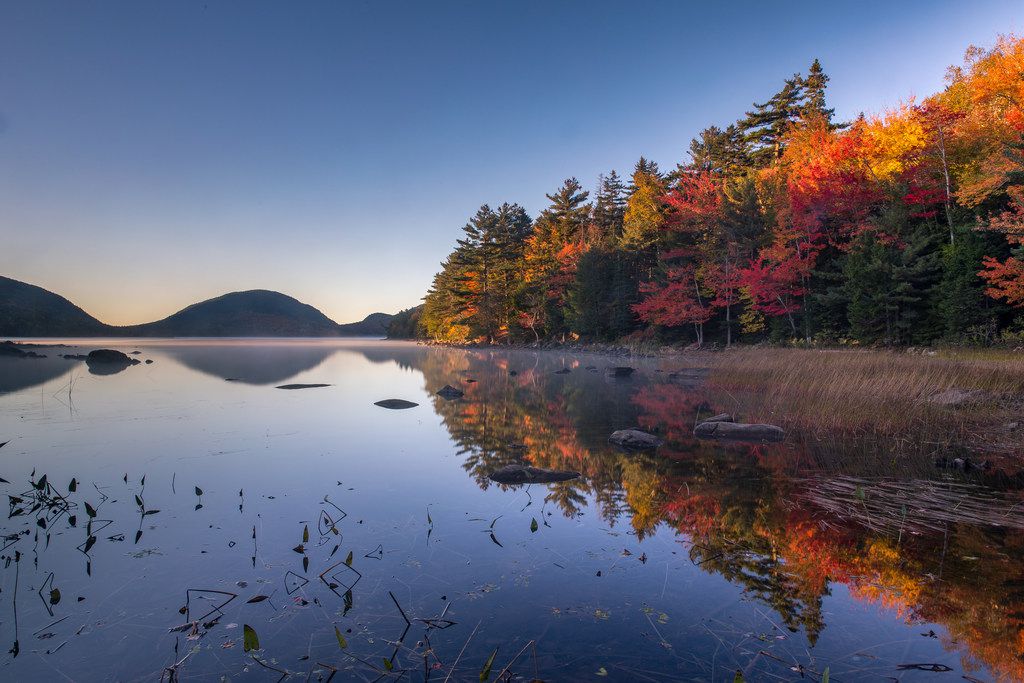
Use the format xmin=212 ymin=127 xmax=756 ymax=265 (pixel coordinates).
xmin=2 ymin=1 xmax=1021 ymax=325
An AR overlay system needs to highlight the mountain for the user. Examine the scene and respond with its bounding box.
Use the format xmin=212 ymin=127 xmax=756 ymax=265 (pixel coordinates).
xmin=336 ymin=312 xmax=393 ymax=336
xmin=0 ymin=276 xmax=396 ymax=337
xmin=0 ymin=276 xmax=110 ymax=337
xmin=121 ymin=290 xmax=344 ymax=337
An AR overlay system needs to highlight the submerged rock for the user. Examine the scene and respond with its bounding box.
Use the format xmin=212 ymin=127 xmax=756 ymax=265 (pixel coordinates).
xmin=436 ymin=384 xmax=465 ymax=400
xmin=700 ymin=413 xmax=734 ymax=424
xmin=693 ymin=421 xmax=784 ymax=442
xmin=145 ymin=359 xmax=154 ymax=364
xmin=927 ymin=388 xmax=992 ymax=407
xmin=609 ymin=429 xmax=663 ymax=450
xmin=374 ymin=398 xmax=419 ymax=409
xmin=554 ymin=368 xmax=571 ymax=375
xmin=605 ymin=366 xmax=636 ymax=378
xmin=62 ymin=353 xmax=88 ymax=360
xmin=276 ymin=383 xmax=331 ymax=390
xmin=488 ymin=464 xmax=580 ymax=485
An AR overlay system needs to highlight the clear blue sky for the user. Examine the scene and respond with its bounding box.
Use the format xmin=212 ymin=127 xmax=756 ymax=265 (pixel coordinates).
xmin=1 ymin=1 xmax=1020 ymax=325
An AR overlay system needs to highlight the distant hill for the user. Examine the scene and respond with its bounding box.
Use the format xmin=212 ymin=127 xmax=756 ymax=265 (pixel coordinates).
xmin=120 ymin=290 xmax=346 ymax=337
xmin=0 ymin=276 xmax=110 ymax=337
xmin=337 ymin=312 xmax=393 ymax=336
xmin=0 ymin=276 xmax=396 ymax=337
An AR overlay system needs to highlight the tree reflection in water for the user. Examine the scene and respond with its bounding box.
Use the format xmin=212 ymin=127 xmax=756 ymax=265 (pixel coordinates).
xmin=415 ymin=347 xmax=1024 ymax=681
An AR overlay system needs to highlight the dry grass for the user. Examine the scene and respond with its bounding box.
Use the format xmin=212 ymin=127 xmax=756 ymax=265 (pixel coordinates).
xmin=705 ymin=348 xmax=1024 ymax=453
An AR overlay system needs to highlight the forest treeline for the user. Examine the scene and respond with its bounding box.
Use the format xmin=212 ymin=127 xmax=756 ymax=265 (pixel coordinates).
xmin=390 ymin=35 xmax=1024 ymax=347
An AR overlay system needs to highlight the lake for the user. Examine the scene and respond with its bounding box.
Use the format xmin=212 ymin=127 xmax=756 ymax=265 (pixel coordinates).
xmin=0 ymin=339 xmax=1021 ymax=681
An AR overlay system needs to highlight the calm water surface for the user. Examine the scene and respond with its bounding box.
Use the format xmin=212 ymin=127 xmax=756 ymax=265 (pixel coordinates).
xmin=0 ymin=340 xmax=1021 ymax=681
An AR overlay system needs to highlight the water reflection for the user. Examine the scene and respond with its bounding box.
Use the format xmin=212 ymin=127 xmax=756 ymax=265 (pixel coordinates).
xmin=415 ymin=347 xmax=1024 ymax=680
xmin=0 ymin=341 xmax=1021 ymax=681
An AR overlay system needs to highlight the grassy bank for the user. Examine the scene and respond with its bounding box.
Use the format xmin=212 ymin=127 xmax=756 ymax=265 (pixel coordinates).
xmin=705 ymin=348 xmax=1024 ymax=456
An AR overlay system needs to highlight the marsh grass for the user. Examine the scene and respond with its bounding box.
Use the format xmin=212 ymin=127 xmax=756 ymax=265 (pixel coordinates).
xmin=705 ymin=348 xmax=1024 ymax=453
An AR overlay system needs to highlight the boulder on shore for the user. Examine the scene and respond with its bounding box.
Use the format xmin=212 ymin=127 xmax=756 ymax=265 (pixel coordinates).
xmin=700 ymin=413 xmax=734 ymax=424
xmin=693 ymin=421 xmax=784 ymax=442
xmin=374 ymin=398 xmax=419 ymax=409
xmin=609 ymin=429 xmax=663 ymax=450
xmin=436 ymin=384 xmax=465 ymax=400
xmin=488 ymin=464 xmax=580 ymax=485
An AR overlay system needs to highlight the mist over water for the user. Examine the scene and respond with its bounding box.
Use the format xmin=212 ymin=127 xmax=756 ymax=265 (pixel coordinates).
xmin=0 ymin=340 xmax=1020 ymax=681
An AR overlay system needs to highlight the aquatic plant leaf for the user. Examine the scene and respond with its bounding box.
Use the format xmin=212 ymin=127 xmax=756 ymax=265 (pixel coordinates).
xmin=135 ymin=495 xmax=144 ymax=508
xmin=68 ymin=478 xmax=77 ymax=493
xmin=84 ymin=502 xmax=96 ymax=518
xmin=143 ymin=509 xmax=160 ymax=516
xmin=821 ymin=669 xmax=829 ymax=683
xmin=383 ymin=658 xmax=393 ymax=671
xmin=733 ymin=671 xmax=744 ymax=683
xmin=195 ymin=486 xmax=203 ymax=496
xmin=49 ymin=588 xmax=60 ymax=605
xmin=480 ymin=648 xmax=497 ymax=681
xmin=334 ymin=626 xmax=347 ymax=649
xmin=303 ymin=525 xmax=309 ymax=543
xmin=531 ymin=518 xmax=538 ymax=533
xmin=247 ymin=595 xmax=269 ymax=603
xmin=243 ymin=624 xmax=259 ymax=652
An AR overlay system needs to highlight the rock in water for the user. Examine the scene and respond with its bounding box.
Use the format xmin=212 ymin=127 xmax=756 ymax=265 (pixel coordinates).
xmin=606 ymin=367 xmax=635 ymax=378
xmin=276 ymin=383 xmax=331 ymax=390
xmin=86 ymin=349 xmax=139 ymax=364
xmin=693 ymin=421 xmax=784 ymax=442
xmin=436 ymin=384 xmax=464 ymax=400
xmin=700 ymin=413 xmax=734 ymax=424
xmin=85 ymin=349 xmax=140 ymax=374
xmin=488 ymin=464 xmax=580 ymax=485
xmin=609 ymin=429 xmax=663 ymax=450
xmin=374 ymin=398 xmax=419 ymax=409
xmin=553 ymin=368 xmax=571 ymax=374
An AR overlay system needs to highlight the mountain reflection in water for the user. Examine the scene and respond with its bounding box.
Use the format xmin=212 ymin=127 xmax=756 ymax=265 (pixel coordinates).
xmin=0 ymin=340 xmax=1021 ymax=681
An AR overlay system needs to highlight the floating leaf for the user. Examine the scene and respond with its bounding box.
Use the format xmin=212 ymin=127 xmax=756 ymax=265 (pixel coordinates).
xmin=303 ymin=525 xmax=309 ymax=543
xmin=479 ymin=648 xmax=497 ymax=681
xmin=530 ymin=518 xmax=538 ymax=533
xmin=821 ymin=668 xmax=829 ymax=683
xmin=596 ymin=668 xmax=608 ymax=677
xmin=334 ymin=626 xmax=347 ymax=649
xmin=733 ymin=671 xmax=744 ymax=683
xmin=135 ymin=495 xmax=144 ymax=508
xmin=293 ymin=544 xmax=305 ymax=554
xmin=49 ymin=588 xmax=60 ymax=605
xmin=247 ymin=595 xmax=269 ymax=604
xmin=383 ymin=658 xmax=393 ymax=672
xmin=344 ymin=550 xmax=353 ymax=567
xmin=84 ymin=502 xmax=97 ymax=518
xmin=195 ymin=486 xmax=203 ymax=496
xmin=143 ymin=509 xmax=160 ymax=516
xmin=68 ymin=478 xmax=77 ymax=493
xmin=242 ymin=624 xmax=259 ymax=652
